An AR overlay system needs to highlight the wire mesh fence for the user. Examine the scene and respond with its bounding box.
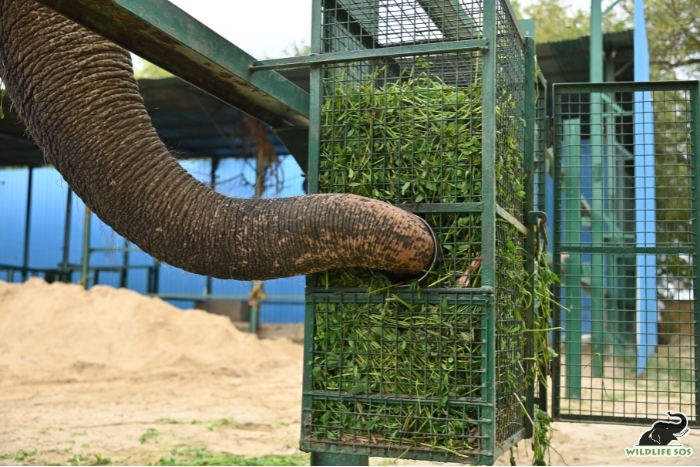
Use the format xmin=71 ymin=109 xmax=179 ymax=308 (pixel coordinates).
xmin=302 ymin=0 xmax=532 ymax=463
xmin=552 ymin=81 xmax=699 ymax=426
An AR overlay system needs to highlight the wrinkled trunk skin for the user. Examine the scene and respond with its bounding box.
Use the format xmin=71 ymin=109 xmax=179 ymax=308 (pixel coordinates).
xmin=0 ymin=0 xmax=435 ymax=280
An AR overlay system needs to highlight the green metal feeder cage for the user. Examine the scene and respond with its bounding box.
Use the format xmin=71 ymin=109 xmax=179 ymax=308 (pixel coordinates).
xmin=299 ymin=1 xmax=541 ymax=463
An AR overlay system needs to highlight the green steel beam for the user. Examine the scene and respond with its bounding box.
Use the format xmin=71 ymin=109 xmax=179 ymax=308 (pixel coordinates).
xmin=691 ymin=83 xmax=700 ymax=422
xmin=552 ymin=103 xmax=562 ymax=419
xmin=556 ymin=81 xmax=700 ymax=93
xmin=590 ymin=0 xmax=603 ymax=84
xmin=481 ymin=0 xmax=497 ymax=291
xmin=589 ymin=104 xmax=605 ymax=380
xmin=35 ymin=0 xmax=310 ymax=129
xmin=563 ymin=118 xmax=582 ymax=399
xmin=481 ymin=0 xmax=497 ymax=457
xmin=523 ymin=36 xmax=537 ymax=439
xmin=603 ymin=57 xmax=620 ymax=339
xmin=251 ymin=38 xmax=489 ymax=71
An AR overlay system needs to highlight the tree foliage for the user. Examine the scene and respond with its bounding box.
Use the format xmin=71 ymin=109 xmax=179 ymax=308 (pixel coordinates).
xmin=625 ymin=0 xmax=700 ymax=80
xmin=511 ymin=0 xmax=699 ymax=80
xmin=132 ymin=55 xmax=173 ymax=79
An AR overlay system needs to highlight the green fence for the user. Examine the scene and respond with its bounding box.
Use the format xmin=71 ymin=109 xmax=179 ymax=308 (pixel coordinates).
xmin=301 ymin=1 xmax=536 ymax=463
xmin=552 ymin=81 xmax=700 ymax=426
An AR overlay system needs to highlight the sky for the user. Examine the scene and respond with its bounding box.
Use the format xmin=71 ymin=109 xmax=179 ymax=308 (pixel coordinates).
xmin=167 ymin=0 xmax=605 ymax=60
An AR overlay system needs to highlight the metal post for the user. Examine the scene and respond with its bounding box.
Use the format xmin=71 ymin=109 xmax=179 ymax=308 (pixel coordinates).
xmin=81 ymin=206 xmax=92 ymax=288
xmin=590 ymin=0 xmax=603 ymax=83
xmin=603 ymin=58 xmax=621 ymax=348
xmin=481 ymin=0 xmax=498 ymax=454
xmin=691 ymin=83 xmax=700 ymax=424
xmin=523 ymin=36 xmax=537 ymax=439
xmin=633 ymin=0 xmax=658 ymax=377
xmin=22 ymin=167 xmax=33 ymax=281
xmin=589 ymin=0 xmax=605 ymax=378
xmin=120 ymin=240 xmax=130 ymax=288
xmin=61 ymin=188 xmax=73 ymax=282
xmin=564 ymin=119 xmax=582 ymax=399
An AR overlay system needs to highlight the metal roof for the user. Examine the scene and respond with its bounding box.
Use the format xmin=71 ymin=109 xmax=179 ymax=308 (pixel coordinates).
xmin=0 ymin=77 xmax=291 ymax=168
xmin=536 ymin=29 xmax=634 ymax=85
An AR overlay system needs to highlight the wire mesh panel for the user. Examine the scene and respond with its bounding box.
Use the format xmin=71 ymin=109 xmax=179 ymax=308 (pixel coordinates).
xmin=304 ymin=292 xmax=494 ymax=463
xmin=552 ymin=81 xmax=700 ymax=426
xmin=303 ymin=0 xmax=531 ymax=463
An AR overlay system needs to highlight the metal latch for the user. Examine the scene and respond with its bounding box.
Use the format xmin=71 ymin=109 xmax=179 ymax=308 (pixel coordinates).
xmin=528 ymin=211 xmax=549 ymax=254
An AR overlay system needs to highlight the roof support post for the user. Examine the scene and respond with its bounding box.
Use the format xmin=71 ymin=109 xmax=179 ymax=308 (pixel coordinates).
xmin=22 ymin=166 xmax=33 ymax=281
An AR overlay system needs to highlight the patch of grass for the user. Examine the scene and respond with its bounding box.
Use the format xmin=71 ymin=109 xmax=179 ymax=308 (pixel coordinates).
xmin=92 ymin=454 xmax=111 ymax=466
xmin=155 ymin=417 xmax=180 ymax=424
xmin=206 ymin=418 xmax=240 ymax=431
xmin=14 ymin=449 xmax=38 ymax=462
xmin=65 ymin=454 xmax=88 ymax=466
xmin=138 ymin=428 xmax=160 ymax=444
xmin=63 ymin=453 xmax=112 ymax=466
xmin=154 ymin=448 xmax=308 ymax=466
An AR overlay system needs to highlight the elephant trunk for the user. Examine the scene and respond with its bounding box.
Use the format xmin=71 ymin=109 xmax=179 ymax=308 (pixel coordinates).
xmin=667 ymin=412 xmax=688 ymax=431
xmin=0 ymin=0 xmax=435 ymax=280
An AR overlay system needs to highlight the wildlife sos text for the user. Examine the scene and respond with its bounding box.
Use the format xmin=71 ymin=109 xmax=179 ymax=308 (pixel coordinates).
xmin=625 ymin=446 xmax=693 ymax=457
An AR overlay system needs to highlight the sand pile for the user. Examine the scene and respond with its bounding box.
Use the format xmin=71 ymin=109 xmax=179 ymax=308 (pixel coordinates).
xmin=0 ymin=278 xmax=302 ymax=381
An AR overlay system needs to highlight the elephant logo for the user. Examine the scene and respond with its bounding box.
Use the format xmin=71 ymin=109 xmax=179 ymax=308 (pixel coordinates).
xmin=638 ymin=411 xmax=689 ymax=446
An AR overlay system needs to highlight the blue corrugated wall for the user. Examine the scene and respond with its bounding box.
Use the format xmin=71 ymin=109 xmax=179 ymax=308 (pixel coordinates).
xmin=0 ymin=156 xmax=306 ymax=323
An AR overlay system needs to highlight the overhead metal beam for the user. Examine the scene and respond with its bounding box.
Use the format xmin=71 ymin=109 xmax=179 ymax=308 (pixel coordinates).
xmin=251 ymin=38 xmax=489 ymax=71
xmin=416 ymin=0 xmax=478 ymax=40
xmin=34 ymin=0 xmax=310 ymax=128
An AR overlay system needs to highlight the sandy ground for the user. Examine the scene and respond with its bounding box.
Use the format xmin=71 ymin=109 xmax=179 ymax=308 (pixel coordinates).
xmin=1 ymin=279 xmax=698 ymax=466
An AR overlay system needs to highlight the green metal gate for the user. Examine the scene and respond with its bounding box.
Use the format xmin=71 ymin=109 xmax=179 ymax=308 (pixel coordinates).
xmin=552 ymin=81 xmax=700 ymax=426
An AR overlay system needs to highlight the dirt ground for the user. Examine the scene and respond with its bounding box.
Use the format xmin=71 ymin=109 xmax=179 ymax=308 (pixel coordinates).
xmin=1 ymin=279 xmax=698 ymax=466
